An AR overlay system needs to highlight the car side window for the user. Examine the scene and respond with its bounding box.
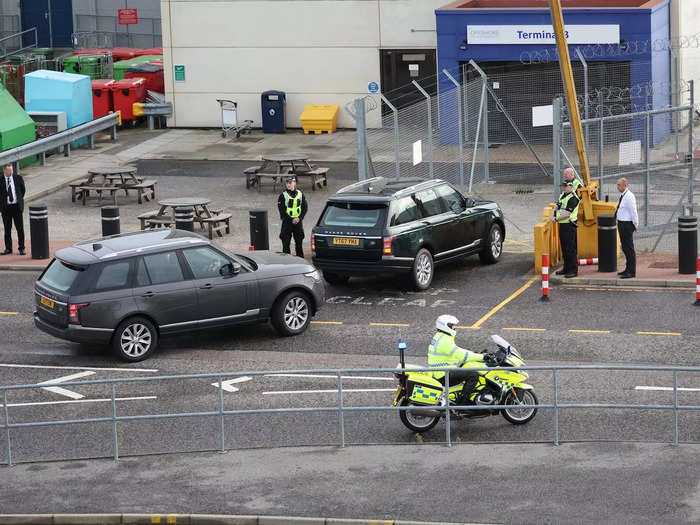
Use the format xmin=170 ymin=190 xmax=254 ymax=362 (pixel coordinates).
xmin=183 ymin=247 xmax=232 ymax=280
xmin=94 ymin=260 xmax=131 ymax=291
xmin=414 ymin=189 xmax=445 ymax=217
xmin=391 ymin=196 xmax=420 ymax=226
xmin=142 ymin=251 xmax=185 ymax=285
xmin=435 ymin=184 xmax=466 ymax=213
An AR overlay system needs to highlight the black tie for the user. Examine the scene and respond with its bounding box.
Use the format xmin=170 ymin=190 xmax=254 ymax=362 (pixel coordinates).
xmin=6 ymin=178 xmax=13 ymax=205
xmin=614 ymin=192 xmax=624 ymax=218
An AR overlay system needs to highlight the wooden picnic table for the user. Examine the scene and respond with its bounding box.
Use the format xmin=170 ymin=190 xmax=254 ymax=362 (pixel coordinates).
xmin=73 ymin=166 xmax=157 ymax=205
xmin=139 ymin=197 xmax=231 ymax=239
xmin=245 ymin=153 xmax=329 ymax=192
xmin=87 ymin=166 xmax=139 ymax=186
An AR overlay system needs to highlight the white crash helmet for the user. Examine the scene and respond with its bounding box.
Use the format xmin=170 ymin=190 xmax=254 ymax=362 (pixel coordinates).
xmin=435 ymin=314 xmax=459 ymax=337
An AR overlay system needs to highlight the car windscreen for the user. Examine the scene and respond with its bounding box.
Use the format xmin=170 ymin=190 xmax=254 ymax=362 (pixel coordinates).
xmin=320 ymin=202 xmax=386 ymax=228
xmin=39 ymin=259 xmax=86 ymax=293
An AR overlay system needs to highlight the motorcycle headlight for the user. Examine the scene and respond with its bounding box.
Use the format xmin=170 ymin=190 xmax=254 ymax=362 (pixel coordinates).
xmin=304 ymin=270 xmax=321 ymax=282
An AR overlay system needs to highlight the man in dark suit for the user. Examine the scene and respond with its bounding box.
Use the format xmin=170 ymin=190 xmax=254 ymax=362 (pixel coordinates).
xmin=1 ymin=163 xmax=26 ymax=255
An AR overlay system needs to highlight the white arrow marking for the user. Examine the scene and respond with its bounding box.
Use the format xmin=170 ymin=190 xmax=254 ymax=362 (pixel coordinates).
xmin=212 ymin=376 xmax=252 ymax=393
xmin=38 ymin=371 xmax=95 ymax=399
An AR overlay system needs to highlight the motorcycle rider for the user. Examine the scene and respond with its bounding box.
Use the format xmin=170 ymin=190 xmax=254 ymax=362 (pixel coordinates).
xmin=428 ymin=314 xmax=498 ymax=403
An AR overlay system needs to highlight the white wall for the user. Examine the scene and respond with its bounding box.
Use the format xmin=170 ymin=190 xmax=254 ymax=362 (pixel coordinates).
xmin=676 ymin=0 xmax=700 ymax=86
xmin=162 ymin=0 xmax=439 ymax=129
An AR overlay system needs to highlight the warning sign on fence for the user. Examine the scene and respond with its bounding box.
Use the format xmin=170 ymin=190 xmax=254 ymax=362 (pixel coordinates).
xmin=118 ymin=9 xmax=138 ymax=25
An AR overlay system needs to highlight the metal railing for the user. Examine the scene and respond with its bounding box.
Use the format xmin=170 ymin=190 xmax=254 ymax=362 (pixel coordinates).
xmin=0 ymin=113 xmax=120 ymax=172
xmin=2 ymin=364 xmax=700 ymax=465
xmin=0 ymin=27 xmax=37 ymax=59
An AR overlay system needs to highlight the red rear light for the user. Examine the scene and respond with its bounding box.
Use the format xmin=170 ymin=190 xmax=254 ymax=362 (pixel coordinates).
xmin=311 ymin=234 xmax=315 ymax=251
xmin=68 ymin=303 xmax=89 ymax=325
xmin=383 ymin=236 xmax=395 ymax=255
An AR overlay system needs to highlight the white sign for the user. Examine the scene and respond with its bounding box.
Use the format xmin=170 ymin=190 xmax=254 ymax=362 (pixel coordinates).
xmin=493 ymin=82 xmax=500 ymax=89
xmin=618 ymin=140 xmax=642 ymax=166
xmin=532 ymin=104 xmax=553 ymax=127
xmin=367 ymin=81 xmax=380 ymax=94
xmin=408 ymin=64 xmax=419 ymax=71
xmin=467 ymin=25 xmax=620 ymax=45
xmin=412 ymin=140 xmax=422 ymax=166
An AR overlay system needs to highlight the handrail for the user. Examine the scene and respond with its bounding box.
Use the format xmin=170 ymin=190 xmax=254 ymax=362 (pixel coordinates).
xmin=2 ymin=364 xmax=699 ymax=465
xmin=0 ymin=27 xmax=37 ymax=59
xmin=0 ymin=113 xmax=119 ymax=168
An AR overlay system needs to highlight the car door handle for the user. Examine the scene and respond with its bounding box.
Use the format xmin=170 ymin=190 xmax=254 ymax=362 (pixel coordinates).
xmin=200 ymin=283 xmax=213 ymax=289
xmin=141 ymin=291 xmax=155 ymax=298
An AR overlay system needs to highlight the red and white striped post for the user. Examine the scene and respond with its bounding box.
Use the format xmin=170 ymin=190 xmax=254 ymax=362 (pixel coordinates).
xmin=577 ymin=258 xmax=598 ymax=266
xmin=541 ymin=253 xmax=549 ymax=301
xmin=695 ymin=257 xmax=700 ymax=306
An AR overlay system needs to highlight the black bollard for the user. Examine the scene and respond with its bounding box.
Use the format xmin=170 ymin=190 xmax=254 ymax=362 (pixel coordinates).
xmin=249 ymin=209 xmax=269 ymax=250
xmin=678 ymin=216 xmax=698 ymax=274
xmin=29 ymin=204 xmax=49 ymax=260
xmin=598 ymin=214 xmax=617 ymax=273
xmin=174 ymin=206 xmax=194 ymax=232
xmin=101 ymin=206 xmax=120 ymax=237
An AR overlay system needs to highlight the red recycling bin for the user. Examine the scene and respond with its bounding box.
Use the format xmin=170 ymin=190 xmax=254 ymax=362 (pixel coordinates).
xmin=110 ymin=47 xmax=140 ymax=61
xmin=134 ymin=47 xmax=163 ymax=56
xmin=124 ymin=63 xmax=164 ymax=93
xmin=91 ymin=79 xmax=115 ymax=118
xmin=110 ymin=78 xmax=146 ymax=121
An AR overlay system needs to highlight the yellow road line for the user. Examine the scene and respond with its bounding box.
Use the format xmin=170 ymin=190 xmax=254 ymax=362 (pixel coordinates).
xmin=370 ymin=322 xmax=410 ymax=327
xmin=0 ymin=311 xmax=19 ymax=315
xmin=503 ymin=327 xmax=547 ymax=332
xmin=637 ymin=331 xmax=682 ymax=336
xmin=503 ymin=250 xmax=534 ymax=254
xmin=505 ymin=239 xmax=533 ymax=247
xmin=470 ymin=277 xmax=538 ymax=329
xmin=311 ymin=320 xmax=343 ymax=325
xmin=568 ymin=329 xmax=611 ymax=334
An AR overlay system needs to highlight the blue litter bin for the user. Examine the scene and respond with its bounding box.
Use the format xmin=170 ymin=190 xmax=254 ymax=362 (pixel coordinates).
xmin=261 ymin=90 xmax=286 ymax=133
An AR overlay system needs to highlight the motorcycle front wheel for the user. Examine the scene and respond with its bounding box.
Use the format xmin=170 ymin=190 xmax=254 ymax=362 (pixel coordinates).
xmin=501 ymin=388 xmax=538 ymax=425
xmin=399 ymin=397 xmax=440 ymax=433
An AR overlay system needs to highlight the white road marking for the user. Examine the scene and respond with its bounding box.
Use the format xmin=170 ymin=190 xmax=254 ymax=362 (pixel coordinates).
xmin=263 ymin=388 xmax=396 ymax=395
xmin=265 ymin=373 xmax=394 ymax=381
xmin=0 ymin=396 xmax=157 ymax=408
xmin=37 ymin=371 xmax=95 ymax=399
xmin=0 ymin=363 xmax=158 ymax=372
xmin=635 ymin=386 xmax=700 ymax=392
xmin=212 ymin=376 xmax=252 ymax=393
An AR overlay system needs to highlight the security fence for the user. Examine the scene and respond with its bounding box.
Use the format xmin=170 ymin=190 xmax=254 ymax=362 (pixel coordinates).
xmin=73 ymin=15 xmax=162 ymax=49
xmin=2 ymin=365 xmax=700 ymax=465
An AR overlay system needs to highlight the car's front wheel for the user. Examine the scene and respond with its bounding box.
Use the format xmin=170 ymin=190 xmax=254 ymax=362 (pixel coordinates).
xmin=112 ymin=316 xmax=158 ymax=362
xmin=479 ymin=223 xmax=503 ymax=264
xmin=271 ymin=290 xmax=312 ymax=336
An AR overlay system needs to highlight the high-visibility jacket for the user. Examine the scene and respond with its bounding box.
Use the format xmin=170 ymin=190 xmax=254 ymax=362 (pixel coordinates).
xmin=427 ymin=331 xmax=485 ymax=379
xmin=556 ymin=191 xmax=580 ymax=224
xmin=283 ymin=190 xmax=303 ymax=218
xmin=570 ymin=177 xmax=583 ymax=194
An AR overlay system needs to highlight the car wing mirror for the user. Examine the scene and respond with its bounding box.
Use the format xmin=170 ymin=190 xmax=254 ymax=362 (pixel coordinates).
xmin=220 ymin=262 xmax=241 ymax=276
xmin=465 ymin=197 xmax=475 ymax=208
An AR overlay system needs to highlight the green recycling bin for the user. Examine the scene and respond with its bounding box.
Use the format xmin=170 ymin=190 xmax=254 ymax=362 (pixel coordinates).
xmin=113 ymin=55 xmax=163 ymax=80
xmin=62 ymin=54 xmax=111 ymax=80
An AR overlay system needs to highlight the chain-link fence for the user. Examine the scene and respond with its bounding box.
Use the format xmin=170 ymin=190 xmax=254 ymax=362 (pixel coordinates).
xmin=73 ymin=15 xmax=162 ymax=49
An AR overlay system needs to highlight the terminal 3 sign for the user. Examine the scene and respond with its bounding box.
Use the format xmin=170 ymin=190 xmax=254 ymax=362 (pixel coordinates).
xmin=467 ymin=25 xmax=620 ymax=45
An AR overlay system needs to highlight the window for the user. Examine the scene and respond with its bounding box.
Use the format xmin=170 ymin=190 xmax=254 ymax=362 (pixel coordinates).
xmin=135 ymin=257 xmax=150 ymax=287
xmin=40 ymin=259 xmax=85 ymax=292
xmin=183 ymin=247 xmax=231 ymax=280
xmin=94 ymin=261 xmax=131 ymax=291
xmin=391 ymin=196 xmax=420 ymax=226
xmin=414 ymin=189 xmax=445 ymax=217
xmin=434 ymin=184 xmax=465 ymax=213
xmin=320 ymin=202 xmax=386 ymax=228
xmin=142 ymin=251 xmax=184 ymax=285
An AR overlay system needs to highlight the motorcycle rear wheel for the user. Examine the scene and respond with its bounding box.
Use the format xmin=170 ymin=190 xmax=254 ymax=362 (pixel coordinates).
xmin=501 ymin=389 xmax=538 ymax=425
xmin=399 ymin=397 xmax=440 ymax=433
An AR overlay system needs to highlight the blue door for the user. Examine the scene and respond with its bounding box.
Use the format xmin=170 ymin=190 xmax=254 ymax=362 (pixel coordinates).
xmin=21 ymin=0 xmax=73 ymax=48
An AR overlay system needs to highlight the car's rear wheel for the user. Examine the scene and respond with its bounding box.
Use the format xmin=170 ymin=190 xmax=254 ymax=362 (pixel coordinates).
xmin=271 ymin=290 xmax=312 ymax=336
xmin=479 ymin=223 xmax=503 ymax=264
xmin=411 ymin=248 xmax=434 ymax=291
xmin=112 ymin=316 xmax=158 ymax=362
xmin=323 ymin=271 xmax=350 ymax=286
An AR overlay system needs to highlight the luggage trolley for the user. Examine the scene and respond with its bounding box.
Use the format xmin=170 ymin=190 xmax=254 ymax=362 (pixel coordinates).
xmin=216 ymin=99 xmax=253 ymax=138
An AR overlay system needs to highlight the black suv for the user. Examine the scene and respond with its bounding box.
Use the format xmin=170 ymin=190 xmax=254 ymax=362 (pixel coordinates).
xmin=311 ymin=177 xmax=505 ymax=289
xmin=34 ymin=229 xmax=324 ymax=361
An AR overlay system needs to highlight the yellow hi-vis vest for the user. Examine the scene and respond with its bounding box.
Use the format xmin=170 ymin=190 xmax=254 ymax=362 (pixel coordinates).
xmin=556 ymin=192 xmax=579 ymax=224
xmin=427 ymin=331 xmax=484 ymax=379
xmin=283 ymin=190 xmax=302 ymax=218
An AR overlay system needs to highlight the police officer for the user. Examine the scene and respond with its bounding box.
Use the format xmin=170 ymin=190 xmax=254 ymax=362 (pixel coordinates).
xmin=562 ymin=167 xmax=583 ymax=195
xmin=277 ymin=175 xmax=308 ymax=257
xmin=552 ymin=180 xmax=580 ymax=278
xmin=428 ymin=315 xmax=496 ymax=404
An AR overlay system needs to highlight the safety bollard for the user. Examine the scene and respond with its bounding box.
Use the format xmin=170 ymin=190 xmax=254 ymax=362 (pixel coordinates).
xmin=249 ymin=209 xmax=269 ymax=250
xmin=597 ymin=214 xmax=617 ymax=273
xmin=101 ymin=206 xmax=120 ymax=237
xmin=678 ymin=216 xmax=697 ymax=274
xmin=174 ymin=206 xmax=194 ymax=232
xmin=578 ymin=258 xmax=598 ymax=266
xmin=541 ymin=253 xmax=549 ymax=301
xmin=29 ymin=204 xmax=49 ymax=259
xmin=695 ymin=257 xmax=700 ymax=306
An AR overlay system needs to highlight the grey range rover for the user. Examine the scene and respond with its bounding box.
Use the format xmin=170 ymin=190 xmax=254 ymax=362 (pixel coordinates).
xmin=34 ymin=229 xmax=325 ymax=361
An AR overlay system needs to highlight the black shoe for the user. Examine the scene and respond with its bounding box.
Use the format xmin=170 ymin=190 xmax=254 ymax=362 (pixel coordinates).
xmin=564 ymin=273 xmax=578 ymax=278
xmin=18 ymin=249 xmax=25 ymax=256
xmin=555 ymin=269 xmax=566 ymax=276
xmin=620 ymin=273 xmax=635 ymax=279
xmin=0 ymin=250 xmax=11 ymax=255
xmin=617 ymin=271 xmax=626 ymax=275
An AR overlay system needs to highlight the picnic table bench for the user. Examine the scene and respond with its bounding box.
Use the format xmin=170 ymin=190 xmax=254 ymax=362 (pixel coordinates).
xmin=79 ymin=185 xmax=120 ymax=206
xmin=132 ymin=179 xmax=157 ymax=204
xmin=70 ymin=180 xmax=89 ymax=202
xmin=201 ymin=212 xmax=232 ymax=239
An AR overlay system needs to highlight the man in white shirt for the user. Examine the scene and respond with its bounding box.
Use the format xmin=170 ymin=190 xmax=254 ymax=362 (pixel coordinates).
xmin=615 ymin=177 xmax=638 ymax=278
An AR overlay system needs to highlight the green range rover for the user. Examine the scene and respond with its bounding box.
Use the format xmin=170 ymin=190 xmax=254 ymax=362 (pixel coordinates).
xmin=311 ymin=177 xmax=505 ymax=290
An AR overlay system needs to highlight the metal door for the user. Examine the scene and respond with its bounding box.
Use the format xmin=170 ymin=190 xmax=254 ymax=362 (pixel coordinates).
xmin=380 ymin=49 xmax=437 ymax=113
xmin=20 ymin=0 xmax=73 ymax=48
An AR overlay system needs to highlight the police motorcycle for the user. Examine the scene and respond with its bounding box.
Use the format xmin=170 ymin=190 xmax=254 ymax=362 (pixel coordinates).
xmin=392 ymin=335 xmax=538 ymax=433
